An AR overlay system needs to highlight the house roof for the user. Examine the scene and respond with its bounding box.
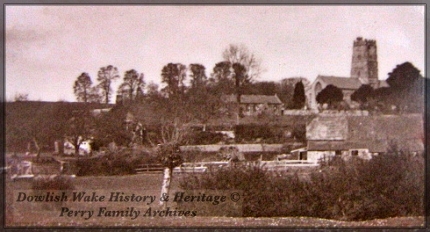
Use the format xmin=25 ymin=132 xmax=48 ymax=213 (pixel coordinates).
xmin=224 ymin=94 xmax=283 ymax=104
xmin=307 ymin=114 xmax=424 ymax=152
xmin=316 ymin=75 xmax=389 ymax=90
xmin=347 ymin=115 xmax=423 ymax=141
xmin=395 ymin=139 xmax=424 ymax=152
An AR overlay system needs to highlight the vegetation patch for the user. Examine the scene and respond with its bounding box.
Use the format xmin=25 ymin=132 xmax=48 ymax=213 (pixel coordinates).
xmin=76 ymin=148 xmax=158 ymax=176
xmin=179 ymin=150 xmax=424 ymax=221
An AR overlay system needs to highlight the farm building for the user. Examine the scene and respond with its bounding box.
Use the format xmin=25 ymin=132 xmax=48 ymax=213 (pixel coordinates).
xmin=305 ymin=114 xmax=424 ymax=162
xmin=223 ymin=94 xmax=283 ymax=116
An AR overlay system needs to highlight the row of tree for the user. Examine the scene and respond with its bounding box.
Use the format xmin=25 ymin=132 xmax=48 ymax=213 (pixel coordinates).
xmin=73 ymin=44 xmax=307 ymax=110
xmin=73 ymin=66 xmax=145 ymax=104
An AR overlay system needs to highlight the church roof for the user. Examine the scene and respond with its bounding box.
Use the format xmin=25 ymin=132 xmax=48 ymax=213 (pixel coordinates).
xmin=316 ymin=75 xmax=389 ymax=90
xmin=317 ymin=75 xmax=363 ymax=90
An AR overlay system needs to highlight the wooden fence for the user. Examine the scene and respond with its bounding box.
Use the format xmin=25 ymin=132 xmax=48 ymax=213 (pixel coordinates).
xmin=180 ymin=144 xmax=284 ymax=153
xmin=134 ymin=164 xmax=164 ymax=174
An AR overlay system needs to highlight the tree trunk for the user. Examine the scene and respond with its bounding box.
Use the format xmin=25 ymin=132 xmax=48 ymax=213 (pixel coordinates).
xmin=130 ymin=89 xmax=134 ymax=101
xmin=159 ymin=167 xmax=172 ymax=208
xmin=32 ymin=137 xmax=40 ymax=162
xmin=105 ymin=88 xmax=110 ymax=104
xmin=74 ymin=139 xmax=80 ymax=157
xmin=59 ymin=138 xmax=64 ymax=155
xmin=84 ymin=88 xmax=87 ymax=103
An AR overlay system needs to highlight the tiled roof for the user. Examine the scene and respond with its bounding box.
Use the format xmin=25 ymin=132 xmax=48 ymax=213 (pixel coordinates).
xmin=347 ymin=115 xmax=423 ymax=141
xmin=307 ymin=114 xmax=424 ymax=152
xmin=317 ymin=75 xmax=390 ymax=90
xmin=224 ymin=94 xmax=283 ymax=104
xmin=317 ymin=75 xmax=363 ymax=90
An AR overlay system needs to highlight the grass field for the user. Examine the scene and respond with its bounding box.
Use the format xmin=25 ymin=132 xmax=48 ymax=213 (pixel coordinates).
xmin=5 ymin=173 xmax=425 ymax=228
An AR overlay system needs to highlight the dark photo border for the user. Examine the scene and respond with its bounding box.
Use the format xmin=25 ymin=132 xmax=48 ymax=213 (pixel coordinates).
xmin=1 ymin=1 xmax=428 ymax=231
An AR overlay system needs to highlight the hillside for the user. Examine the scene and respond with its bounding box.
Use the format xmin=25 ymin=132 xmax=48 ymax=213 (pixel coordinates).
xmin=5 ymin=101 xmax=113 ymax=152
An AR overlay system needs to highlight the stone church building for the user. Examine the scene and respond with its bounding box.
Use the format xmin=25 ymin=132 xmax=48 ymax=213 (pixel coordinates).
xmin=306 ymin=37 xmax=389 ymax=109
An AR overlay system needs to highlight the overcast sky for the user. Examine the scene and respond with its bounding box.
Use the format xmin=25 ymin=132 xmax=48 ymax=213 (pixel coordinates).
xmin=5 ymin=5 xmax=425 ymax=102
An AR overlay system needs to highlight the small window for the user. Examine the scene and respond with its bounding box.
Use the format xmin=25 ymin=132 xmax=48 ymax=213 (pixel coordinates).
xmin=299 ymin=151 xmax=307 ymax=160
xmin=335 ymin=150 xmax=342 ymax=156
xmin=351 ymin=150 xmax=358 ymax=156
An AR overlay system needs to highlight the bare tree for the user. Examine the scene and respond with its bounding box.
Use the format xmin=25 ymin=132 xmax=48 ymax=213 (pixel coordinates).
xmin=97 ymin=65 xmax=120 ymax=104
xmin=157 ymin=142 xmax=183 ymax=206
xmin=222 ymin=44 xmax=263 ymax=82
xmin=156 ymin=63 xmax=191 ymax=207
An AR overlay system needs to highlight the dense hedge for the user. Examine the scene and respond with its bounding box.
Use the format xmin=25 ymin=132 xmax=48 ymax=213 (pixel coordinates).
xmin=179 ymin=151 xmax=424 ymax=220
xmin=76 ymin=149 xmax=157 ymax=176
xmin=185 ymin=131 xmax=225 ymax=145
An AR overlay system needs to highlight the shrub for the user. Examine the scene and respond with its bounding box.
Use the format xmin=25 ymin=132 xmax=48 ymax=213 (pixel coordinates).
xmin=179 ymin=162 xmax=275 ymax=217
xmin=185 ymin=131 xmax=224 ymax=145
xmin=235 ymin=124 xmax=276 ymax=143
xmin=76 ymin=148 xmax=156 ymax=176
xmin=179 ymin=151 xmax=424 ymax=220
xmin=314 ymin=152 xmax=424 ymax=220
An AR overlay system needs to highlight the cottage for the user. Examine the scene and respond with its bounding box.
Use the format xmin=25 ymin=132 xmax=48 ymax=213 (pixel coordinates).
xmin=63 ymin=139 xmax=92 ymax=156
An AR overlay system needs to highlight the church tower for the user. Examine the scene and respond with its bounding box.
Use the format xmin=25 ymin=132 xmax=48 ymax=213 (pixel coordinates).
xmin=350 ymin=37 xmax=378 ymax=86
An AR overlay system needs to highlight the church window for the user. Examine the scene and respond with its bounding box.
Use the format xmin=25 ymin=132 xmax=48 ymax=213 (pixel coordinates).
xmin=315 ymin=82 xmax=322 ymax=95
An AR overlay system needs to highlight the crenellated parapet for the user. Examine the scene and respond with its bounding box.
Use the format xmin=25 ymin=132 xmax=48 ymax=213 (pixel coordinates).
xmin=351 ymin=36 xmax=378 ymax=85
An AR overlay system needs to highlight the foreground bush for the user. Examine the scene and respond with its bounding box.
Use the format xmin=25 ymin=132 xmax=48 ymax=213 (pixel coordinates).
xmin=32 ymin=175 xmax=75 ymax=190
xmin=179 ymin=151 xmax=424 ymax=220
xmin=313 ymin=152 xmax=424 ymax=220
xmin=76 ymin=148 xmax=157 ymax=176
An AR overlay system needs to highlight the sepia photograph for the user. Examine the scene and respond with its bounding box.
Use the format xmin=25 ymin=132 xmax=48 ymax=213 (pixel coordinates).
xmin=4 ymin=4 xmax=426 ymax=229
